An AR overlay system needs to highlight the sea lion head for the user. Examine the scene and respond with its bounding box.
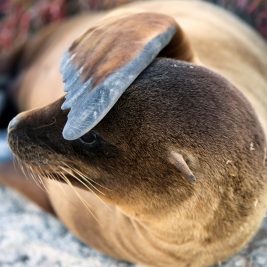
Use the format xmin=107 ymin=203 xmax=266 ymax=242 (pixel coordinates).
xmin=8 ymin=58 xmax=267 ymax=231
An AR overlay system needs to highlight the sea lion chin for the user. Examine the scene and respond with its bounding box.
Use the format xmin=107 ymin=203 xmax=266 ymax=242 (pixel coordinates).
xmin=8 ymin=58 xmax=267 ymax=266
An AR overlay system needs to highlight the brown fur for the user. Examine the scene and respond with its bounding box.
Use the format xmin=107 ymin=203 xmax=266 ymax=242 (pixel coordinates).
xmin=4 ymin=1 xmax=267 ymax=267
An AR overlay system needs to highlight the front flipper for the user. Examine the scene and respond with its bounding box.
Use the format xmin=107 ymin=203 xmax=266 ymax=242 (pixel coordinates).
xmin=60 ymin=12 xmax=194 ymax=140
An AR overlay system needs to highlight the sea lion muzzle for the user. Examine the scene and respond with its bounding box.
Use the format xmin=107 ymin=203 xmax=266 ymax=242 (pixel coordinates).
xmin=7 ymin=96 xmax=121 ymax=187
xmin=8 ymin=98 xmax=68 ymax=165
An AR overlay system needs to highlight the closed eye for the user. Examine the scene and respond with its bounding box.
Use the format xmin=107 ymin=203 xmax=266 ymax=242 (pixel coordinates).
xmin=79 ymin=131 xmax=98 ymax=146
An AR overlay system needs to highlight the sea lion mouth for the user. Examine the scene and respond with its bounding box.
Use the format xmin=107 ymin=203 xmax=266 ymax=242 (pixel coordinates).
xmin=12 ymin=152 xmax=103 ymax=192
xmin=8 ymin=123 xmax=65 ymax=168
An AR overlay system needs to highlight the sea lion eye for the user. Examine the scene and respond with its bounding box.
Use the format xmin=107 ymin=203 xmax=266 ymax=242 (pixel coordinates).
xmin=79 ymin=131 xmax=97 ymax=145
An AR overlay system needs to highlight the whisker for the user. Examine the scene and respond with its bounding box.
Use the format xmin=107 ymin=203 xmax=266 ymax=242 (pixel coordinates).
xmin=13 ymin=156 xmax=22 ymax=173
xmin=12 ymin=139 xmax=110 ymax=217
xmin=72 ymin=168 xmax=109 ymax=193
xmin=34 ymin=166 xmax=51 ymax=192
xmin=60 ymin=166 xmax=108 ymax=206
xmin=60 ymin=165 xmax=111 ymax=211
xmin=62 ymin=161 xmax=110 ymax=191
xmin=28 ymin=165 xmax=45 ymax=191
xmin=12 ymin=155 xmax=20 ymax=172
xmin=59 ymin=171 xmax=99 ymax=223
xmin=62 ymin=165 xmax=105 ymax=195
xmin=46 ymin=166 xmax=72 ymax=196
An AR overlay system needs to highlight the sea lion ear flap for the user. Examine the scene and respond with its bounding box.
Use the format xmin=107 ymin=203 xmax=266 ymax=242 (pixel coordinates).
xmin=60 ymin=12 xmax=195 ymax=140
xmin=168 ymin=151 xmax=196 ymax=183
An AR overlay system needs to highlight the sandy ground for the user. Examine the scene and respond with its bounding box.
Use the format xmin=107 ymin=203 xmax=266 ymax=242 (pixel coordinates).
xmin=0 ymin=186 xmax=266 ymax=267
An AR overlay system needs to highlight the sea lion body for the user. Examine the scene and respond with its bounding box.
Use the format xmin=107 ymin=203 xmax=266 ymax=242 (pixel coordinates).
xmin=6 ymin=1 xmax=267 ymax=267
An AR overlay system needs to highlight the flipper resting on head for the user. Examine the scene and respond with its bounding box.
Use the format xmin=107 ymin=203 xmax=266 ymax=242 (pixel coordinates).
xmin=60 ymin=12 xmax=194 ymax=140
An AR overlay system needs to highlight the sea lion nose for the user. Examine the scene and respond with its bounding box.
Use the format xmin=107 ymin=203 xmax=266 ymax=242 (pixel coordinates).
xmin=8 ymin=115 xmax=20 ymax=134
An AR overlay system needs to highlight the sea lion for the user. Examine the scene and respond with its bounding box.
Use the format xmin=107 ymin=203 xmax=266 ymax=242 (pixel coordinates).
xmin=4 ymin=1 xmax=267 ymax=267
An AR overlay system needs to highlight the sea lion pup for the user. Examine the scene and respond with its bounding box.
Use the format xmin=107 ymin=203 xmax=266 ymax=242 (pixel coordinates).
xmin=5 ymin=1 xmax=267 ymax=267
